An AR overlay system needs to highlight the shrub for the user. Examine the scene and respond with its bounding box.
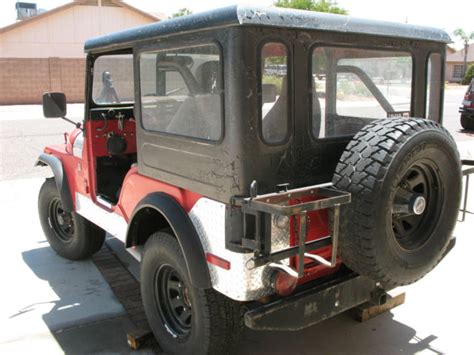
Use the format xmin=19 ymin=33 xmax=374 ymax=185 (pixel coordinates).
xmin=462 ymin=64 xmax=474 ymax=85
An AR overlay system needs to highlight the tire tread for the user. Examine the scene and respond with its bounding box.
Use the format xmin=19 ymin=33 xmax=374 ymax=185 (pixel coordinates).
xmin=333 ymin=118 xmax=460 ymax=287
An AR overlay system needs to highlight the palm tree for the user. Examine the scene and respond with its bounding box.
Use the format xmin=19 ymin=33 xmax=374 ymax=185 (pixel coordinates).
xmin=453 ymin=28 xmax=474 ymax=77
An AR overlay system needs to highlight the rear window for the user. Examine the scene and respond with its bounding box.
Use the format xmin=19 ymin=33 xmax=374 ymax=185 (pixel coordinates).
xmin=139 ymin=43 xmax=223 ymax=141
xmin=260 ymin=42 xmax=289 ymax=144
xmin=311 ymin=47 xmax=413 ymax=138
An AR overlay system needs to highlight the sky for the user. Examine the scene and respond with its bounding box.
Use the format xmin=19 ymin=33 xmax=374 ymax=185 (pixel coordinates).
xmin=0 ymin=0 xmax=472 ymax=49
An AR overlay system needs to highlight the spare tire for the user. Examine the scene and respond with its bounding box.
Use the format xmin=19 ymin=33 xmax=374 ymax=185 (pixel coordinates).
xmin=333 ymin=118 xmax=462 ymax=288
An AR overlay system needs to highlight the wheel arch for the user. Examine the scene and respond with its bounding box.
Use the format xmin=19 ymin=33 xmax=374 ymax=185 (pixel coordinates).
xmin=35 ymin=153 xmax=74 ymax=212
xmin=126 ymin=192 xmax=212 ymax=289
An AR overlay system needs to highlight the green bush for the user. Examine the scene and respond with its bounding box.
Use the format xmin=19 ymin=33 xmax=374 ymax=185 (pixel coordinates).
xmin=262 ymin=75 xmax=284 ymax=94
xmin=337 ymin=79 xmax=371 ymax=99
xmin=462 ymin=64 xmax=474 ymax=85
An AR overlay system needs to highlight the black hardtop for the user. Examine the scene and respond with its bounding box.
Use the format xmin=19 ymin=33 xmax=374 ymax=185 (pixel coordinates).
xmin=84 ymin=5 xmax=451 ymax=52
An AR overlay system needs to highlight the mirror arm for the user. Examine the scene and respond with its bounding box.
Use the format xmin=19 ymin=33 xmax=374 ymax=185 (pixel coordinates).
xmin=61 ymin=116 xmax=82 ymax=130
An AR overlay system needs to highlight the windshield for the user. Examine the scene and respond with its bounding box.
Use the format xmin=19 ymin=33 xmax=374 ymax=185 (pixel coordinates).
xmin=92 ymin=54 xmax=134 ymax=105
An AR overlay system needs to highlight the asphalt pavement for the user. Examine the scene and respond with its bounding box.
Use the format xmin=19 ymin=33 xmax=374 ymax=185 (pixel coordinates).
xmin=1 ymin=87 xmax=474 ymax=354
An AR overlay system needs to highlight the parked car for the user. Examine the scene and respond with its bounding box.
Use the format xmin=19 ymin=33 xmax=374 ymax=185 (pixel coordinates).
xmin=36 ymin=6 xmax=461 ymax=355
xmin=460 ymin=78 xmax=474 ymax=130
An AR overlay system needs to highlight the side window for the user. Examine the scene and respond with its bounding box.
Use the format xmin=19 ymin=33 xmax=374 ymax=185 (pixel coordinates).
xmin=92 ymin=54 xmax=134 ymax=104
xmin=139 ymin=44 xmax=222 ymax=141
xmin=426 ymin=53 xmax=442 ymax=120
xmin=312 ymin=47 xmax=413 ymax=138
xmin=260 ymin=42 xmax=289 ymax=144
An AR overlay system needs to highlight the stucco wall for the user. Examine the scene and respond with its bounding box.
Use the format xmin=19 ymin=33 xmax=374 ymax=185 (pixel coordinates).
xmin=0 ymin=5 xmax=155 ymax=58
xmin=446 ymin=62 xmax=473 ymax=83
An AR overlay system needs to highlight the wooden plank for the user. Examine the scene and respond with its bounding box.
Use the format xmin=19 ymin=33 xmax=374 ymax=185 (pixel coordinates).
xmin=127 ymin=328 xmax=153 ymax=350
xmin=349 ymin=291 xmax=406 ymax=322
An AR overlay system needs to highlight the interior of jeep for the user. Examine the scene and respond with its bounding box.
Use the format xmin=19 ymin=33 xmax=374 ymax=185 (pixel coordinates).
xmin=89 ymin=53 xmax=137 ymax=204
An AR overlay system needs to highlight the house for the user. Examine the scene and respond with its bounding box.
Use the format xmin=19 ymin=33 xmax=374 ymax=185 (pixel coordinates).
xmin=446 ymin=43 xmax=474 ymax=83
xmin=0 ymin=0 xmax=161 ymax=104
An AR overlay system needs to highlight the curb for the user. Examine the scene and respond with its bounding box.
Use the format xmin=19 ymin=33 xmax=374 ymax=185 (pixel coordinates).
xmin=457 ymin=141 xmax=474 ymax=160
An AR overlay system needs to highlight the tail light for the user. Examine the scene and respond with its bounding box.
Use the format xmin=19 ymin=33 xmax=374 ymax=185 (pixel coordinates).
xmin=269 ymin=269 xmax=298 ymax=296
xmin=464 ymin=91 xmax=474 ymax=108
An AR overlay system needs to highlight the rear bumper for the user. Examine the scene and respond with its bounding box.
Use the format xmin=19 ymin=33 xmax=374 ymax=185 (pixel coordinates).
xmin=460 ymin=107 xmax=474 ymax=118
xmin=245 ymin=237 xmax=457 ymax=331
xmin=244 ymin=273 xmax=378 ymax=331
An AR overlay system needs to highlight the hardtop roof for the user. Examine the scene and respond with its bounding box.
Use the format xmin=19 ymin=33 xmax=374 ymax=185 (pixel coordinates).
xmin=84 ymin=5 xmax=451 ymax=52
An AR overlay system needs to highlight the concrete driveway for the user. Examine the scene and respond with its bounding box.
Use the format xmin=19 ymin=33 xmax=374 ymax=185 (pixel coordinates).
xmin=1 ymin=87 xmax=474 ymax=353
xmin=0 ymin=178 xmax=137 ymax=353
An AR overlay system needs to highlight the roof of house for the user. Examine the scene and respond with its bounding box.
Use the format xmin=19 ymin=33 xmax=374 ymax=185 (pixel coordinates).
xmin=447 ymin=45 xmax=456 ymax=53
xmin=85 ymin=5 xmax=451 ymax=52
xmin=0 ymin=0 xmax=159 ymax=35
xmin=447 ymin=43 xmax=474 ymax=63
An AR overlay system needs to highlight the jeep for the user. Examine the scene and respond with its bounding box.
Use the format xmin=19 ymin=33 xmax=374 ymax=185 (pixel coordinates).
xmin=36 ymin=6 xmax=462 ymax=354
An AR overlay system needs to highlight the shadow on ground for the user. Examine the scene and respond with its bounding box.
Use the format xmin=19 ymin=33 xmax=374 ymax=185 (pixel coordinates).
xmin=240 ymin=310 xmax=442 ymax=355
xmin=20 ymin=245 xmax=138 ymax=354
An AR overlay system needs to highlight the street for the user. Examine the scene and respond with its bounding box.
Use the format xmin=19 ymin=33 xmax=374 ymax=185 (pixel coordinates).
xmin=1 ymin=86 xmax=473 ymax=354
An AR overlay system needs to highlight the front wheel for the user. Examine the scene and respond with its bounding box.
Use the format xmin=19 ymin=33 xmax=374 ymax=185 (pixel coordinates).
xmin=38 ymin=178 xmax=105 ymax=260
xmin=140 ymin=231 xmax=243 ymax=355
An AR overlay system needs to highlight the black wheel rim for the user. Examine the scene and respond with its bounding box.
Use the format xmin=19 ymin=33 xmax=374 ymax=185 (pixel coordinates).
xmin=48 ymin=198 xmax=74 ymax=242
xmin=155 ymin=265 xmax=192 ymax=337
xmin=391 ymin=160 xmax=443 ymax=250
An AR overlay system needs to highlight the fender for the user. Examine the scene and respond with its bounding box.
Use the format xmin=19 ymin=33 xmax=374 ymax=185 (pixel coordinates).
xmin=127 ymin=192 xmax=212 ymax=289
xmin=35 ymin=153 xmax=74 ymax=212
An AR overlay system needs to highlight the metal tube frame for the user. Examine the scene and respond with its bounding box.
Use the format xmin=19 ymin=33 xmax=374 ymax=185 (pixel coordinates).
xmin=461 ymin=160 xmax=474 ymax=222
xmin=236 ymin=183 xmax=351 ymax=278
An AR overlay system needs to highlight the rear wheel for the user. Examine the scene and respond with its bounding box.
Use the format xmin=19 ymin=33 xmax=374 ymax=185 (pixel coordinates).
xmin=38 ymin=178 xmax=105 ymax=260
xmin=333 ymin=118 xmax=462 ymax=288
xmin=461 ymin=114 xmax=474 ymax=131
xmin=140 ymin=231 xmax=243 ymax=355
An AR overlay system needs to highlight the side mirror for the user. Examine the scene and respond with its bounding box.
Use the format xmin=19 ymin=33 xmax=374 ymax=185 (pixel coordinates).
xmin=262 ymin=84 xmax=277 ymax=103
xmin=43 ymin=92 xmax=67 ymax=118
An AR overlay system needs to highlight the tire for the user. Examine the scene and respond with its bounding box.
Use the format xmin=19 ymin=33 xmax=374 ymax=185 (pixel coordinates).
xmin=332 ymin=118 xmax=462 ymax=288
xmin=140 ymin=232 xmax=243 ymax=355
xmin=461 ymin=114 xmax=474 ymax=131
xmin=38 ymin=178 xmax=105 ymax=260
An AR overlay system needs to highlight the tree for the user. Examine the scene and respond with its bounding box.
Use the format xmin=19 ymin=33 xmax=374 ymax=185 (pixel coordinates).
xmin=171 ymin=8 xmax=193 ymax=18
xmin=274 ymin=0 xmax=348 ymax=15
xmin=453 ymin=28 xmax=474 ymax=78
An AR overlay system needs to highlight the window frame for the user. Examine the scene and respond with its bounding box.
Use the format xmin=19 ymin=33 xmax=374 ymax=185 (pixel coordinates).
xmin=425 ymin=51 xmax=443 ymax=120
xmin=136 ymin=40 xmax=225 ymax=144
xmin=308 ymin=43 xmax=415 ymax=141
xmin=87 ymin=49 xmax=135 ymax=110
xmin=257 ymin=38 xmax=292 ymax=146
